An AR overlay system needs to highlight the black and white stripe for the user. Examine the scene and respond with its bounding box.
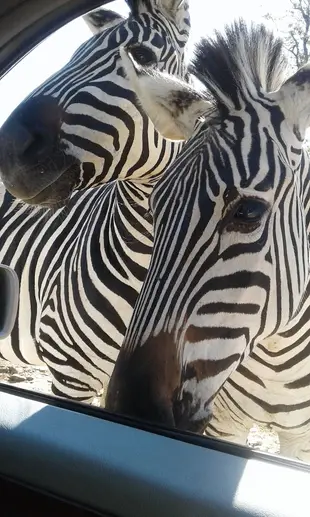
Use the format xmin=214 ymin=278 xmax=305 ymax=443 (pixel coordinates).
xmin=107 ymin=19 xmax=310 ymax=460
xmin=0 ymin=0 xmax=190 ymax=401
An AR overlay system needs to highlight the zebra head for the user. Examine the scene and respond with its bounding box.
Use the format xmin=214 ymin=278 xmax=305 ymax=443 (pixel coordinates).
xmin=0 ymin=0 xmax=190 ymax=208
xmin=106 ymin=19 xmax=310 ymax=432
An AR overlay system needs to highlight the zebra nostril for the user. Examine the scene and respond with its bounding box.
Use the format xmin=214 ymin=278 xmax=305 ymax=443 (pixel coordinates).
xmin=0 ymin=95 xmax=62 ymax=169
xmin=2 ymin=120 xmax=36 ymax=158
xmin=22 ymin=129 xmax=51 ymax=161
xmin=7 ymin=121 xmax=54 ymax=164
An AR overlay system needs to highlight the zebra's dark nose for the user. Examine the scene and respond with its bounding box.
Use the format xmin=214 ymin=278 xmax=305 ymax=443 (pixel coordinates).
xmin=106 ymin=349 xmax=176 ymax=427
xmin=1 ymin=96 xmax=62 ymax=165
xmin=0 ymin=93 xmax=78 ymax=207
xmin=106 ymin=332 xmax=182 ymax=428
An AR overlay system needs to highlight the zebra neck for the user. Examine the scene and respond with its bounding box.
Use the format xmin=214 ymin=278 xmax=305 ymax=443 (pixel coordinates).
xmin=266 ymin=281 xmax=310 ymax=353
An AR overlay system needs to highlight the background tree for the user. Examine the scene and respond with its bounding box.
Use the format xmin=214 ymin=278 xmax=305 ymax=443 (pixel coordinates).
xmin=264 ymin=0 xmax=310 ymax=69
xmin=264 ymin=0 xmax=310 ymax=145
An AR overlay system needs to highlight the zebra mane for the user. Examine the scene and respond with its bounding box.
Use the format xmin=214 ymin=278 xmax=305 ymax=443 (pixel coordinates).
xmin=190 ymin=19 xmax=290 ymax=111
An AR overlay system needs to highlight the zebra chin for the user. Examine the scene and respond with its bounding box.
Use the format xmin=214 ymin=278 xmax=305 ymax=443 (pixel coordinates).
xmin=0 ymin=160 xmax=81 ymax=209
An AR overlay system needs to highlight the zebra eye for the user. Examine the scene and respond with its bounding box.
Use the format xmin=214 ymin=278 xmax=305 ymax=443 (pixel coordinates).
xmin=128 ymin=45 xmax=157 ymax=66
xmin=227 ymin=198 xmax=268 ymax=233
xmin=234 ymin=199 xmax=267 ymax=222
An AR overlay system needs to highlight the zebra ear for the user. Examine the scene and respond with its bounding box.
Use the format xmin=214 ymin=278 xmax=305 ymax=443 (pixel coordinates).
xmin=83 ymin=9 xmax=125 ymax=35
xmin=160 ymin=0 xmax=186 ymax=12
xmin=126 ymin=0 xmax=189 ymax=36
xmin=127 ymin=0 xmax=187 ymax=14
xmin=269 ymin=63 xmax=310 ymax=140
xmin=158 ymin=0 xmax=190 ymax=32
xmin=120 ymin=47 xmax=210 ymax=141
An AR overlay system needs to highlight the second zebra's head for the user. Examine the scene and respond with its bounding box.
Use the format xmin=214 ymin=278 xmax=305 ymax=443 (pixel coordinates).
xmin=0 ymin=0 xmax=190 ymax=208
xmin=106 ymin=19 xmax=310 ymax=432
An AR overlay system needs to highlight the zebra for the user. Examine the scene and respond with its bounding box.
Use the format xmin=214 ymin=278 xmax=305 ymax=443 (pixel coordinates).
xmin=0 ymin=0 xmax=190 ymax=402
xmin=106 ymin=19 xmax=310 ymax=461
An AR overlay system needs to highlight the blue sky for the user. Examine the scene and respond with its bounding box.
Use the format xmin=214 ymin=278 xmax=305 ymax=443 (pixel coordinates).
xmin=0 ymin=0 xmax=282 ymax=126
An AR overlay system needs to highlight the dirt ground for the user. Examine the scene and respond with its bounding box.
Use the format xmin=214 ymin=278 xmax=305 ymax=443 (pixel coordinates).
xmin=0 ymin=358 xmax=280 ymax=454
